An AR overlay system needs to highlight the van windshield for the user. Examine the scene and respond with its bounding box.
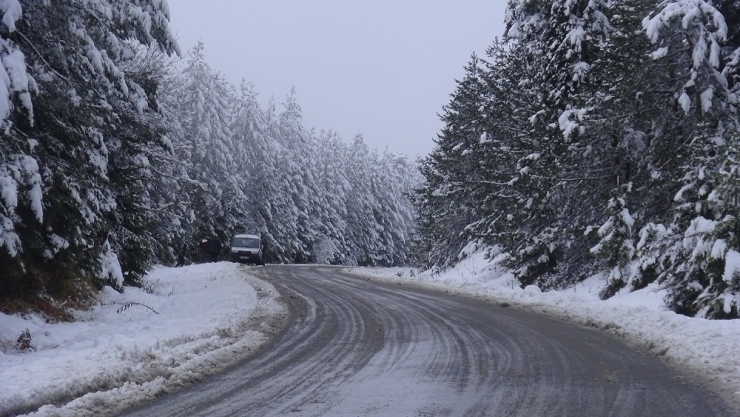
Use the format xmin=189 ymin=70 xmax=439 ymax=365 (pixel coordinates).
xmin=232 ymin=237 xmax=260 ymax=248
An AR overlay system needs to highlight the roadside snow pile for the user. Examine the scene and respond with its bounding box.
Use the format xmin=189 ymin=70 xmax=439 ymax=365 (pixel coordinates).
xmin=346 ymin=248 xmax=740 ymax=411
xmin=0 ymin=262 xmax=286 ymax=417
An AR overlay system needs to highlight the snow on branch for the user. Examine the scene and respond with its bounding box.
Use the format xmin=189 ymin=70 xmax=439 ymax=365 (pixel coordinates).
xmin=642 ymin=0 xmax=732 ymax=114
xmin=0 ymin=2 xmax=38 ymax=127
xmin=0 ymin=0 xmax=21 ymax=32
xmin=643 ymin=0 xmax=727 ymax=72
xmin=558 ymin=107 xmax=588 ymax=140
xmin=644 ymin=0 xmax=727 ymax=46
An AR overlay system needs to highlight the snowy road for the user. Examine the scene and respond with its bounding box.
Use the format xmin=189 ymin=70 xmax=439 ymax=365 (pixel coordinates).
xmin=122 ymin=265 xmax=731 ymax=416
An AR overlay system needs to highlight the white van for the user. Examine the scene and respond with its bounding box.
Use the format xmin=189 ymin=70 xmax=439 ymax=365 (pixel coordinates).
xmin=229 ymin=234 xmax=264 ymax=265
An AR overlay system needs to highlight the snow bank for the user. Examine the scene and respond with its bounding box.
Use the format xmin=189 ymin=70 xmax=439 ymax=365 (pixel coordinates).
xmin=0 ymin=262 xmax=286 ymax=417
xmin=345 ymin=250 xmax=740 ymax=412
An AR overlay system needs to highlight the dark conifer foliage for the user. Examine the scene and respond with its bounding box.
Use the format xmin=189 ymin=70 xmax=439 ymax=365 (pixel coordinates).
xmin=416 ymin=0 xmax=740 ymax=318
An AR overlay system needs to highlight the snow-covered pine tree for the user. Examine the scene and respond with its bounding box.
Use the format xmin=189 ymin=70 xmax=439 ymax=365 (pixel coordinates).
xmin=344 ymin=134 xmax=381 ymax=265
xmin=415 ymin=55 xmax=489 ymax=268
xmin=501 ymin=0 xmax=613 ymax=288
xmin=166 ymin=43 xmax=241 ymax=251
xmin=254 ymin=96 xmax=297 ymax=263
xmin=230 ymin=80 xmax=272 ymax=237
xmin=364 ymin=151 xmax=405 ymax=266
xmin=0 ymin=0 xmax=177 ymax=298
xmin=568 ymin=0 xmax=659 ymax=297
xmin=467 ymin=39 xmax=556 ymax=271
xmin=140 ymin=48 xmax=199 ymax=265
xmin=635 ymin=0 xmax=740 ymax=317
xmin=310 ymin=130 xmax=350 ymax=264
xmin=378 ymin=151 xmax=418 ymax=265
xmin=587 ymin=185 xmax=636 ymax=299
xmin=275 ymin=89 xmax=314 ymax=262
xmin=101 ymin=44 xmax=184 ymax=285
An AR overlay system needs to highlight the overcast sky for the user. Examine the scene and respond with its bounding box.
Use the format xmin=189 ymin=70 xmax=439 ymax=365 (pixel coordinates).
xmin=168 ymin=1 xmax=508 ymax=158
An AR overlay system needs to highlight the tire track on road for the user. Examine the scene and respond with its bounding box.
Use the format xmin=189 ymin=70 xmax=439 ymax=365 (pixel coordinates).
xmin=122 ymin=265 xmax=732 ymax=417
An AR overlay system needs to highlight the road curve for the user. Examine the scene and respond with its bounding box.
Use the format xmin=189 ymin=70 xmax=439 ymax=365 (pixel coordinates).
xmin=121 ymin=265 xmax=731 ymax=416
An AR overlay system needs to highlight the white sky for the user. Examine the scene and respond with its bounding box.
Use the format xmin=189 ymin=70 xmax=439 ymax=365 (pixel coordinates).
xmin=168 ymin=1 xmax=508 ymax=158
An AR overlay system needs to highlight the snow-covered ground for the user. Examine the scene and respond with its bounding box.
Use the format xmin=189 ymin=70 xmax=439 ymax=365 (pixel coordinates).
xmin=2 ymin=256 xmax=739 ymax=415
xmin=346 ymin=248 xmax=740 ymax=412
xmin=0 ymin=262 xmax=285 ymax=417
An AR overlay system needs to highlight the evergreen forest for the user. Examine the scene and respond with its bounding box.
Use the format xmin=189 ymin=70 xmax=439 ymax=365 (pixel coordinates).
xmin=416 ymin=0 xmax=740 ymax=318
xmin=0 ymin=0 xmax=418 ymax=307
xmin=3 ymin=0 xmax=740 ymax=321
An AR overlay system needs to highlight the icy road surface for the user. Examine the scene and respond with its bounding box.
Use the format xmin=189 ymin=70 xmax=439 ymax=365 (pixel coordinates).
xmin=123 ymin=265 xmax=731 ymax=416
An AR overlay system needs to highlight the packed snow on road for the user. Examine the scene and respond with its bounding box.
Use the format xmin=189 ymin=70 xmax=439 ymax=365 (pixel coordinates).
xmin=348 ymin=245 xmax=740 ymax=412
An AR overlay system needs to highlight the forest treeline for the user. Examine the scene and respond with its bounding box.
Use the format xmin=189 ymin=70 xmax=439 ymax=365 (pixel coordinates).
xmin=415 ymin=0 xmax=740 ymax=318
xmin=4 ymin=0 xmax=740 ymax=320
xmin=0 ymin=1 xmax=418 ymax=306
